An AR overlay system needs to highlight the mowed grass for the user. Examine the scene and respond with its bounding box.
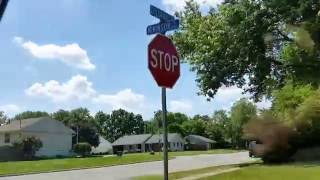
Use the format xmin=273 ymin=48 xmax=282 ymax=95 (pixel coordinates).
xmin=0 ymin=153 xmax=163 ymax=176
xmin=0 ymin=149 xmax=241 ymax=176
xmin=134 ymin=165 xmax=236 ymax=180
xmin=200 ymin=163 xmax=320 ymax=180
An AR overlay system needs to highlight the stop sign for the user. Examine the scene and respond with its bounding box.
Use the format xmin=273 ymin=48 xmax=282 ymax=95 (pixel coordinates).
xmin=148 ymin=34 xmax=180 ymax=88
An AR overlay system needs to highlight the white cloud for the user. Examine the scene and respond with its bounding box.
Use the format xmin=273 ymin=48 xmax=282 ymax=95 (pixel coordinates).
xmin=93 ymin=89 xmax=146 ymax=113
xmin=0 ymin=104 xmax=21 ymax=116
xmin=25 ymin=75 xmax=96 ymax=102
xmin=162 ymin=0 xmax=223 ymax=12
xmin=169 ymin=100 xmax=193 ymax=113
xmin=25 ymin=75 xmax=149 ymax=115
xmin=13 ymin=36 xmax=95 ymax=70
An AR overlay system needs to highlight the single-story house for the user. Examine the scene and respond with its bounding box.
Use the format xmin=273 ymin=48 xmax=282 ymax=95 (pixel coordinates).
xmin=91 ymin=136 xmax=112 ymax=154
xmin=0 ymin=117 xmax=74 ymax=157
xmin=146 ymin=133 xmax=185 ymax=152
xmin=112 ymin=134 xmax=152 ymax=153
xmin=184 ymin=135 xmax=216 ymax=150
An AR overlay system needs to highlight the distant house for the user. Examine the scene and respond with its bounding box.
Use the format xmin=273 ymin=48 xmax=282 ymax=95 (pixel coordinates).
xmin=146 ymin=133 xmax=185 ymax=152
xmin=112 ymin=133 xmax=185 ymax=153
xmin=0 ymin=117 xmax=74 ymax=157
xmin=184 ymin=135 xmax=216 ymax=150
xmin=91 ymin=136 xmax=113 ymax=154
xmin=112 ymin=134 xmax=152 ymax=153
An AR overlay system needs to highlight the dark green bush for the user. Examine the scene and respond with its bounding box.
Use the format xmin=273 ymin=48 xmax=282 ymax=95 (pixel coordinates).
xmin=73 ymin=143 xmax=92 ymax=157
xmin=13 ymin=137 xmax=43 ymax=160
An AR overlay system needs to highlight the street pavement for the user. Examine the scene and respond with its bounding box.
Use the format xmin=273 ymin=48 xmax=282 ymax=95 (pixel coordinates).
xmin=0 ymin=152 xmax=253 ymax=180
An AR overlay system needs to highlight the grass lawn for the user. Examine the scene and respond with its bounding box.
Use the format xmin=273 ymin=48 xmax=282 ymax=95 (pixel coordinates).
xmin=0 ymin=149 xmax=241 ymax=176
xmin=200 ymin=163 xmax=320 ymax=180
xmin=0 ymin=153 xmax=163 ymax=176
xmin=133 ymin=165 xmax=236 ymax=180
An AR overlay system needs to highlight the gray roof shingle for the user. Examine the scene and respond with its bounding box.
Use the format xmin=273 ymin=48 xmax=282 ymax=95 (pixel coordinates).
xmin=112 ymin=134 xmax=152 ymax=146
xmin=185 ymin=135 xmax=216 ymax=144
xmin=0 ymin=117 xmax=74 ymax=134
xmin=146 ymin=133 xmax=184 ymax=144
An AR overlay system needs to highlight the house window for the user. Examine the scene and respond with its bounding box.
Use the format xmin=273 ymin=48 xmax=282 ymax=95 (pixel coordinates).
xmin=4 ymin=133 xmax=10 ymax=143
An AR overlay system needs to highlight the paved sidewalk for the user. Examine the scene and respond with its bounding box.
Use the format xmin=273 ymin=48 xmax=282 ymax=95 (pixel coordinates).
xmin=0 ymin=152 xmax=253 ymax=180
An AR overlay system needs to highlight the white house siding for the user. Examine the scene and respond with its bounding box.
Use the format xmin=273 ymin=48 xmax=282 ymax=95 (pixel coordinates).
xmin=0 ymin=132 xmax=20 ymax=147
xmin=23 ymin=132 xmax=72 ymax=157
xmin=170 ymin=142 xmax=184 ymax=151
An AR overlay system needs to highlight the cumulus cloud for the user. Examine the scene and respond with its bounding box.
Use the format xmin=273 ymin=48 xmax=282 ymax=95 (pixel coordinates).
xmin=169 ymin=100 xmax=193 ymax=113
xmin=0 ymin=104 xmax=21 ymax=116
xmin=13 ymin=36 xmax=95 ymax=70
xmin=25 ymin=75 xmax=96 ymax=102
xmin=25 ymin=75 xmax=148 ymax=115
xmin=162 ymin=0 xmax=223 ymax=11
xmin=93 ymin=89 xmax=146 ymax=113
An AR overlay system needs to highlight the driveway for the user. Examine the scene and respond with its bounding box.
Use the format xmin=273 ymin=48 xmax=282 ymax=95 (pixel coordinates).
xmin=0 ymin=152 xmax=253 ymax=180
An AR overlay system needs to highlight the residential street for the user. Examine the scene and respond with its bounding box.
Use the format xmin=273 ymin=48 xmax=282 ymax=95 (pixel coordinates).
xmin=0 ymin=152 xmax=253 ymax=180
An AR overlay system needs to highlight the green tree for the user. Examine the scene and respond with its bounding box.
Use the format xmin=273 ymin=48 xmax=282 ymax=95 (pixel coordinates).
xmin=14 ymin=111 xmax=49 ymax=120
xmin=53 ymin=108 xmax=100 ymax=147
xmin=0 ymin=111 xmax=8 ymax=124
xmin=173 ymin=0 xmax=320 ymax=101
xmin=229 ymin=98 xmax=257 ymax=148
xmin=94 ymin=111 xmax=110 ymax=137
xmin=182 ymin=119 xmax=207 ymax=137
xmin=272 ymin=82 xmax=315 ymax=122
xmin=105 ymin=109 xmax=144 ymax=142
xmin=205 ymin=110 xmax=230 ymax=147
xmin=51 ymin=109 xmax=71 ymax=125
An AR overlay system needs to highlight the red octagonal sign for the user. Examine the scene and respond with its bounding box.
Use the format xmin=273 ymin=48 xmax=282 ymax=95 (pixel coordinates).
xmin=148 ymin=34 xmax=180 ymax=88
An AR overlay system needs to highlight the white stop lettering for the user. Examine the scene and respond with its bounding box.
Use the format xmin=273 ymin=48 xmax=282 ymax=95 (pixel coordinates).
xmin=151 ymin=49 xmax=178 ymax=72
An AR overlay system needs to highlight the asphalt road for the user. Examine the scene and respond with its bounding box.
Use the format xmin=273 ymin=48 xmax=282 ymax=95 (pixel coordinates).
xmin=0 ymin=152 xmax=253 ymax=180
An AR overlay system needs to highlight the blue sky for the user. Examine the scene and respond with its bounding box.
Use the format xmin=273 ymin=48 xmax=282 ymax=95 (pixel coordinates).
xmin=0 ymin=0 xmax=270 ymax=119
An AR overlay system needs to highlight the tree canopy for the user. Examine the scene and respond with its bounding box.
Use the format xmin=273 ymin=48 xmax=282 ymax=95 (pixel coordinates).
xmin=173 ymin=0 xmax=320 ymax=100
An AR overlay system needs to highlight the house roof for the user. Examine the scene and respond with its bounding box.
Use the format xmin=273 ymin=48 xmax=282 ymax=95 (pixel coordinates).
xmin=112 ymin=134 xmax=152 ymax=146
xmin=185 ymin=135 xmax=216 ymax=144
xmin=0 ymin=117 xmax=74 ymax=134
xmin=146 ymin=133 xmax=184 ymax=144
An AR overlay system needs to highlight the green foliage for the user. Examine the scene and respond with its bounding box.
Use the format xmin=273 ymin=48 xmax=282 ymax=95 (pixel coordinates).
xmin=182 ymin=119 xmax=207 ymax=137
xmin=272 ymin=82 xmax=315 ymax=122
xmin=229 ymin=98 xmax=257 ymax=148
xmin=206 ymin=110 xmax=230 ymax=147
xmin=73 ymin=143 xmax=92 ymax=157
xmin=13 ymin=137 xmax=43 ymax=160
xmin=52 ymin=108 xmax=100 ymax=147
xmin=14 ymin=111 xmax=49 ymax=120
xmin=294 ymin=91 xmax=320 ymax=147
xmin=173 ymin=0 xmax=320 ymax=100
xmin=102 ymin=109 xmax=144 ymax=142
xmin=0 ymin=111 xmax=8 ymax=124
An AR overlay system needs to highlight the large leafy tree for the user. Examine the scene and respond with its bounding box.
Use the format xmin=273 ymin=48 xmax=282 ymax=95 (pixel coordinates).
xmin=206 ymin=110 xmax=230 ymax=147
xmin=173 ymin=0 xmax=320 ymax=100
xmin=104 ymin=109 xmax=144 ymax=142
xmin=229 ymin=98 xmax=257 ymax=147
xmin=53 ymin=108 xmax=100 ymax=147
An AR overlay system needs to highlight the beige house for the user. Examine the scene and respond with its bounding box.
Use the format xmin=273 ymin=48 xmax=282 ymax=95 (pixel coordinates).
xmin=0 ymin=117 xmax=74 ymax=157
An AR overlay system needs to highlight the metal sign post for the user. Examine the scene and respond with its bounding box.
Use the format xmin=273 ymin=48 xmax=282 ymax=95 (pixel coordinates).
xmin=161 ymin=87 xmax=168 ymax=180
xmin=147 ymin=5 xmax=180 ymax=180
